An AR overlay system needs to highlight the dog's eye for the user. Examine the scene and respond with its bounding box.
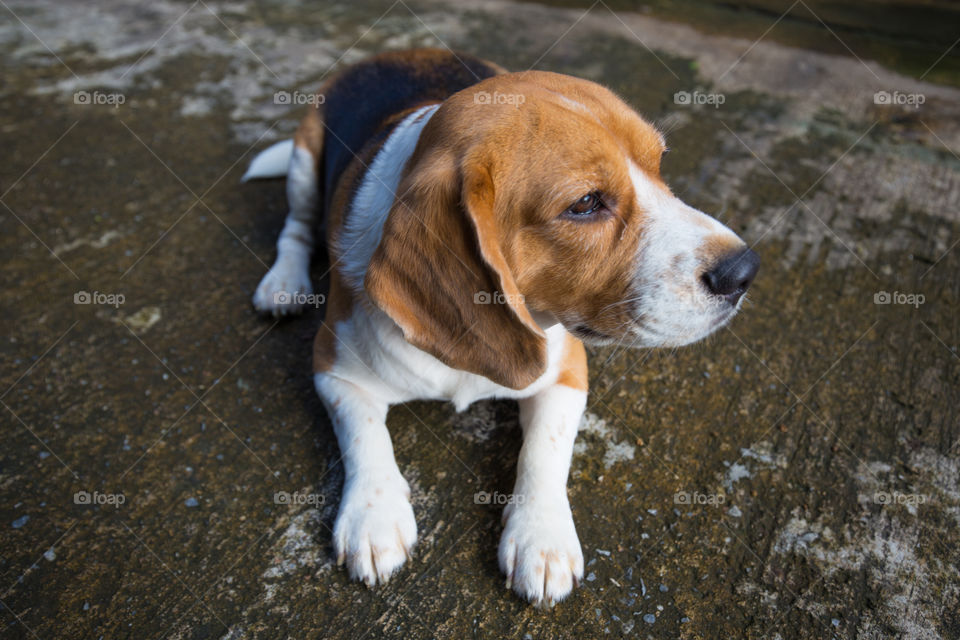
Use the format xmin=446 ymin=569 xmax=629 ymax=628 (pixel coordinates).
xmin=565 ymin=192 xmax=604 ymax=217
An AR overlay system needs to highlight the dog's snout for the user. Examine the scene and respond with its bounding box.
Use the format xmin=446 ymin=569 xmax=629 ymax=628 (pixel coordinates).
xmin=702 ymin=247 xmax=760 ymax=305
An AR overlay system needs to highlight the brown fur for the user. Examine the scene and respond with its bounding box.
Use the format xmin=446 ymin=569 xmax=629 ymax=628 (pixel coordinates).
xmin=556 ymin=333 xmax=588 ymax=391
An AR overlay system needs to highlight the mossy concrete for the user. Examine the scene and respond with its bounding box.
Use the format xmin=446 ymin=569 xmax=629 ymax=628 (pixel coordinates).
xmin=1 ymin=1 xmax=958 ymax=638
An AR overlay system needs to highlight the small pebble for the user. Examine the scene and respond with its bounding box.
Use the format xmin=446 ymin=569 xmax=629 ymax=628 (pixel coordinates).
xmin=12 ymin=515 xmax=29 ymax=529
xmin=586 ymin=572 xmax=596 ymax=582
xmin=184 ymin=497 xmax=199 ymax=508
xmin=44 ymin=548 xmax=56 ymax=561
xmin=643 ymin=614 xmax=656 ymax=624
xmin=728 ymin=505 xmax=742 ymax=517
xmin=659 ymin=583 xmax=668 ymax=592
xmin=832 ymin=619 xmax=840 ymax=627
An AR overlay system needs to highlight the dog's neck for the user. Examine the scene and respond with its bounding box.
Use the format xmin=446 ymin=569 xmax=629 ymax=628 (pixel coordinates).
xmin=337 ymin=104 xmax=441 ymax=292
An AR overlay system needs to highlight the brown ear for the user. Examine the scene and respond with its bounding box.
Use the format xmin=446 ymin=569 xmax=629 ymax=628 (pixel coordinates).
xmin=364 ymin=150 xmax=547 ymax=390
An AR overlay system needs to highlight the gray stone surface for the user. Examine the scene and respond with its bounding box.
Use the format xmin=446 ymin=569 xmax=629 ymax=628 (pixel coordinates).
xmin=1 ymin=1 xmax=958 ymax=638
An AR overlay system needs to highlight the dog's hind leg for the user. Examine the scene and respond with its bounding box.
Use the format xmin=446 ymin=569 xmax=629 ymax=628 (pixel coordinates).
xmin=249 ymin=105 xmax=324 ymax=316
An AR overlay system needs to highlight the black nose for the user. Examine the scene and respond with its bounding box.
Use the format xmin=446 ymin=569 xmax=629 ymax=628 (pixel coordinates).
xmin=702 ymin=247 xmax=760 ymax=305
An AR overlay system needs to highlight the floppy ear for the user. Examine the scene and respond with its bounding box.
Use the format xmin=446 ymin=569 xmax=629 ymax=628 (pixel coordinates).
xmin=364 ymin=150 xmax=548 ymax=390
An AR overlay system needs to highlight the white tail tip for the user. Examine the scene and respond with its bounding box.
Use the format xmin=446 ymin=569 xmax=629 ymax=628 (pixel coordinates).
xmin=242 ymin=139 xmax=295 ymax=182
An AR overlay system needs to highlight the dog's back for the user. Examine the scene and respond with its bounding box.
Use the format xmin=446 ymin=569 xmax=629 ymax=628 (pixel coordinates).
xmin=244 ymin=49 xmax=504 ymax=316
xmin=319 ymin=49 xmax=504 ymax=207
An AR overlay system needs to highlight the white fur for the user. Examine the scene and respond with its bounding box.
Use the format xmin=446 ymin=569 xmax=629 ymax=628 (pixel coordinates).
xmin=316 ymin=374 xmax=417 ymax=585
xmin=499 ymin=384 xmax=586 ymax=606
xmin=338 ymin=104 xmax=440 ymax=290
xmin=253 ymin=145 xmax=318 ymax=315
xmin=627 ymin=161 xmax=744 ymax=346
xmin=320 ymin=307 xmax=570 ymax=410
xmin=241 ymin=139 xmax=294 ymax=182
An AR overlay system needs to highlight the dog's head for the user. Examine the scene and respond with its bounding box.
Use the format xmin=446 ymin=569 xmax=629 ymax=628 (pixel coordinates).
xmin=366 ymin=71 xmax=759 ymax=389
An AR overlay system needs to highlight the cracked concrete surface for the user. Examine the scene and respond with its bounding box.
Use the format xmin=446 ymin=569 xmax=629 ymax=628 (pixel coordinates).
xmin=1 ymin=0 xmax=958 ymax=638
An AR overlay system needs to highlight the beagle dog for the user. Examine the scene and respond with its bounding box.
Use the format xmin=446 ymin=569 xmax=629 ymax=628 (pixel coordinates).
xmin=244 ymin=49 xmax=759 ymax=607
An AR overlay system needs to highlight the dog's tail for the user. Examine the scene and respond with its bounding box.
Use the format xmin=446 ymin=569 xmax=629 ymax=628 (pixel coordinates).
xmin=241 ymin=139 xmax=294 ymax=182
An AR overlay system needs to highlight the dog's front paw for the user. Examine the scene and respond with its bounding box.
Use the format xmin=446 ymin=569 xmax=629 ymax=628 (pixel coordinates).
xmin=333 ymin=472 xmax=417 ymax=586
xmin=252 ymin=260 xmax=312 ymax=316
xmin=498 ymin=501 xmax=584 ymax=607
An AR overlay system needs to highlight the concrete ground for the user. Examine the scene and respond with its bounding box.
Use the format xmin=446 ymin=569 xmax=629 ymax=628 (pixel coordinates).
xmin=2 ymin=0 xmax=959 ymax=638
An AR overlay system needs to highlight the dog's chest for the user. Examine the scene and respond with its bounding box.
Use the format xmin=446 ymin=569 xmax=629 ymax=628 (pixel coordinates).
xmin=338 ymin=305 xmax=568 ymax=411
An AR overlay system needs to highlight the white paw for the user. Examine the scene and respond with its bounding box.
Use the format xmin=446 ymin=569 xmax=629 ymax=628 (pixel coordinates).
xmin=252 ymin=260 xmax=312 ymax=316
xmin=333 ymin=471 xmax=417 ymax=586
xmin=498 ymin=501 xmax=584 ymax=607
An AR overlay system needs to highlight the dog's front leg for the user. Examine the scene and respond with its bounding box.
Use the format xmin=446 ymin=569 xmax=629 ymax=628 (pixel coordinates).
xmin=315 ymin=374 xmax=417 ymax=585
xmin=499 ymin=382 xmax=586 ymax=607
